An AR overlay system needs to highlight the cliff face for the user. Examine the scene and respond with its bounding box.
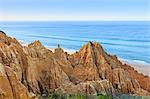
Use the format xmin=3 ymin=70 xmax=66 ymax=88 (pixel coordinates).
xmin=67 ymin=42 xmax=150 ymax=96
xmin=0 ymin=31 xmax=150 ymax=98
xmin=0 ymin=63 xmax=29 ymax=99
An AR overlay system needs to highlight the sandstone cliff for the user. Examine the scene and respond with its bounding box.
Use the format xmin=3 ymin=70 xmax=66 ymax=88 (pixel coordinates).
xmin=0 ymin=31 xmax=150 ymax=98
xmin=0 ymin=63 xmax=29 ymax=99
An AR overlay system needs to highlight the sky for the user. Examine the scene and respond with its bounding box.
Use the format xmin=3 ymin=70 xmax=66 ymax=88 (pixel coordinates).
xmin=0 ymin=0 xmax=149 ymax=21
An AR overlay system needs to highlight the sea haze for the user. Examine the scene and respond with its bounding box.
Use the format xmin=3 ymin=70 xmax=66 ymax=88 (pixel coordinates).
xmin=0 ymin=21 xmax=150 ymax=64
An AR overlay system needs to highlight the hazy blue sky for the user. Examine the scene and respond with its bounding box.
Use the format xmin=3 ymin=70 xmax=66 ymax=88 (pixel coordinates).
xmin=0 ymin=0 xmax=149 ymax=21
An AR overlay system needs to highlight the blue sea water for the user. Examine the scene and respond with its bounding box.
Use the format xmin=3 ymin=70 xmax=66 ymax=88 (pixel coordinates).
xmin=0 ymin=21 xmax=150 ymax=64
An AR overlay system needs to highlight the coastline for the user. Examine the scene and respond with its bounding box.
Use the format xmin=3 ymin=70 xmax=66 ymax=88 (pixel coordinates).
xmin=20 ymin=40 xmax=150 ymax=77
xmin=121 ymin=59 xmax=150 ymax=77
xmin=48 ymin=47 xmax=150 ymax=77
xmin=0 ymin=31 xmax=150 ymax=98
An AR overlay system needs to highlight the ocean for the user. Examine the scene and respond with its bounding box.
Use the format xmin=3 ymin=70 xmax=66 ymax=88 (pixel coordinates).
xmin=0 ymin=21 xmax=150 ymax=65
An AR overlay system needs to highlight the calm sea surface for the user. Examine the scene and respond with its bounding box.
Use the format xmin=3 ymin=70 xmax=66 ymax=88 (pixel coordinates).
xmin=0 ymin=21 xmax=150 ymax=64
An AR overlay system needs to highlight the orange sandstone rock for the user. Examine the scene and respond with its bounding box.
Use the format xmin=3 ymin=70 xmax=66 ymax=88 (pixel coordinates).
xmin=0 ymin=31 xmax=150 ymax=97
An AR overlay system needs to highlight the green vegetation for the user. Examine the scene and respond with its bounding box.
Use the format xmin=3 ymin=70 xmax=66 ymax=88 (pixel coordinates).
xmin=46 ymin=92 xmax=110 ymax=99
xmin=119 ymin=94 xmax=150 ymax=99
xmin=40 ymin=93 xmax=150 ymax=99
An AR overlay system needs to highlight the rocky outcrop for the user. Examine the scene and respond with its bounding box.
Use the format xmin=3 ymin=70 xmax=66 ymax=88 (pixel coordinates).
xmin=67 ymin=42 xmax=150 ymax=95
xmin=0 ymin=63 xmax=29 ymax=99
xmin=121 ymin=64 xmax=150 ymax=92
xmin=0 ymin=31 xmax=150 ymax=98
xmin=0 ymin=31 xmax=28 ymax=85
xmin=24 ymin=40 xmax=73 ymax=96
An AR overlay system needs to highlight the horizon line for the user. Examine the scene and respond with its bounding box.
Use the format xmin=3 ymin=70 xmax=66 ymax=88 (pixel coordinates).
xmin=0 ymin=20 xmax=150 ymax=22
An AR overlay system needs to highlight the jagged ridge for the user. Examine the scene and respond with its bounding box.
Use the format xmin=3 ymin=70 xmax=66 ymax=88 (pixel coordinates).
xmin=0 ymin=31 xmax=150 ymax=99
